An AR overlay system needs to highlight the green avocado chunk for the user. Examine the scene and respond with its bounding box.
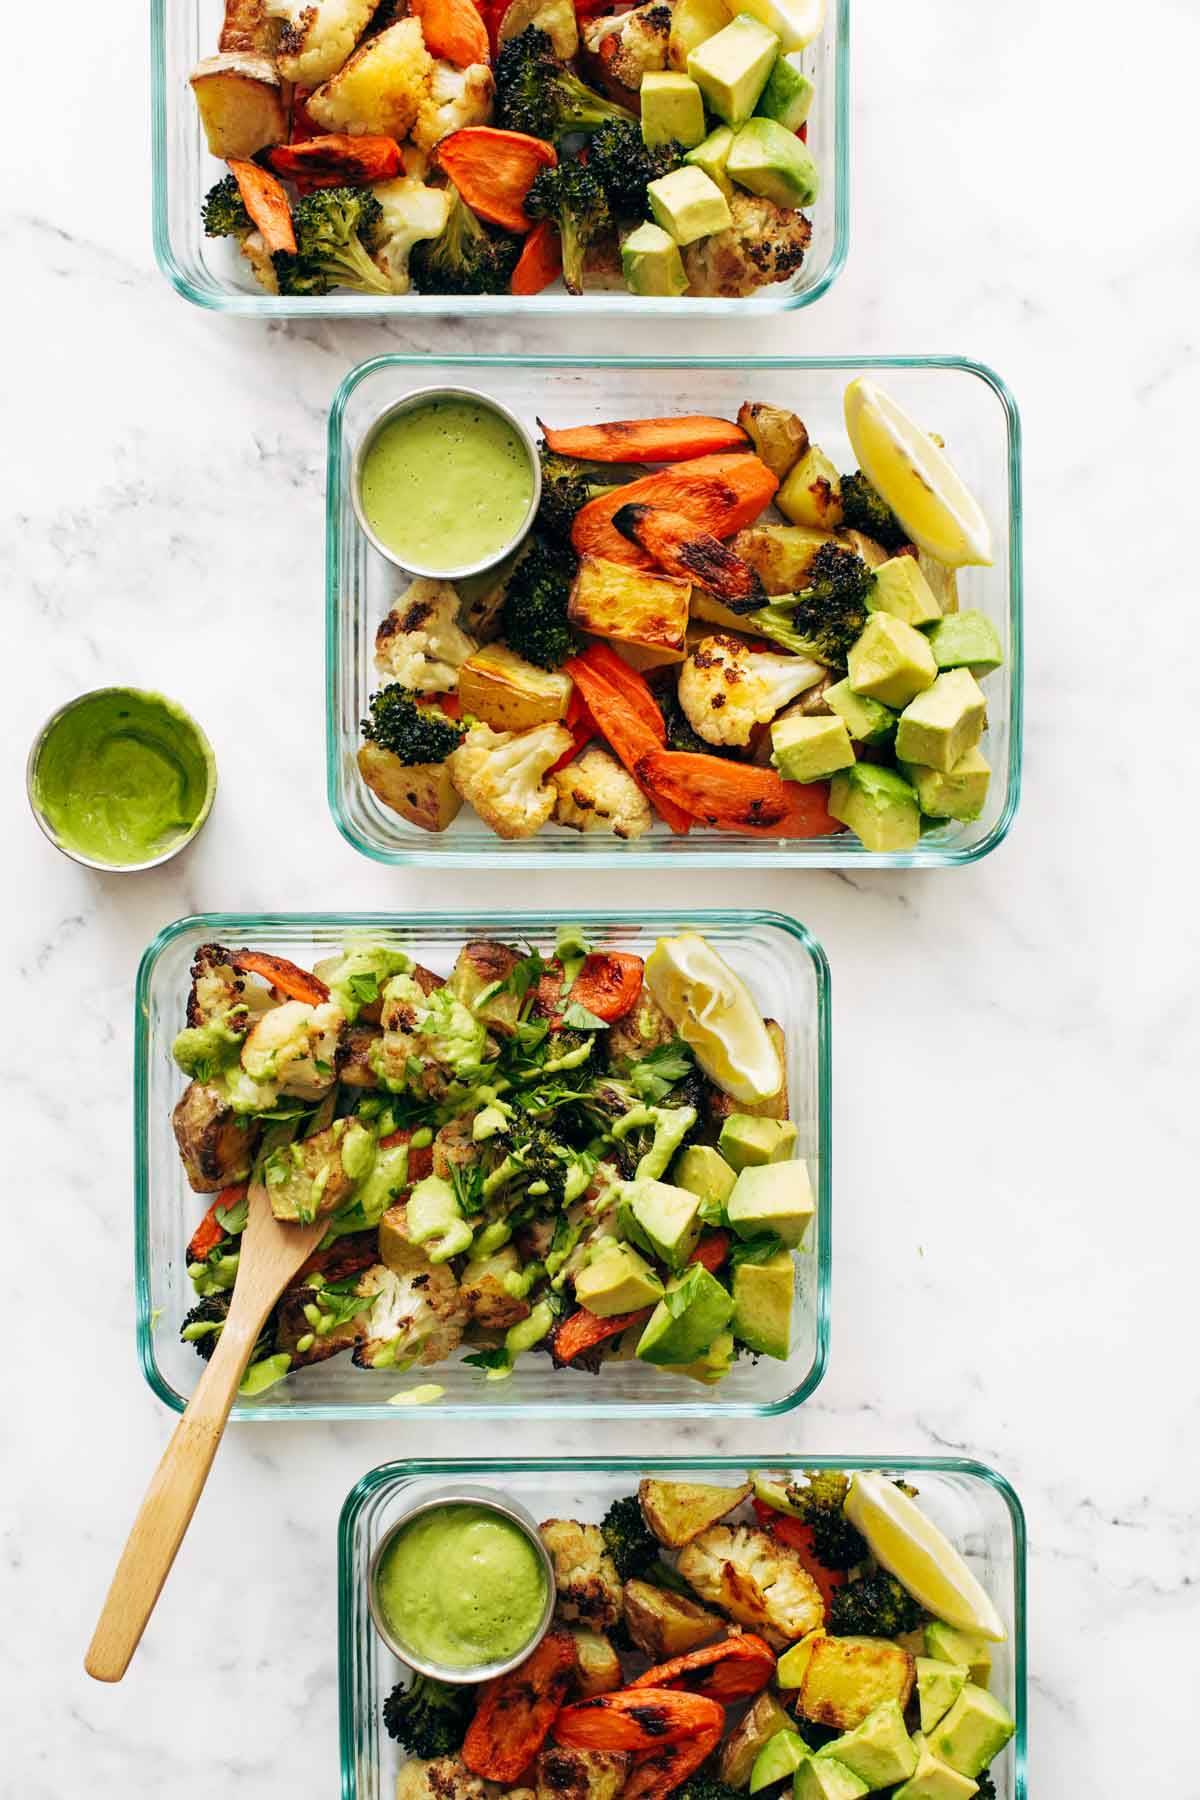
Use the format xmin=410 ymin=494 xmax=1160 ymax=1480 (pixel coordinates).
xmin=732 ymin=1246 xmax=794 ymax=1359
xmin=823 ymin=678 xmax=897 ymax=745
xmin=817 ymin=1701 xmax=918 ymax=1789
xmin=828 ymin=763 xmax=921 ymax=852
xmin=685 ymin=124 xmax=736 ymax=194
xmin=621 ymin=221 xmax=689 ymax=296
xmin=674 ymin=1144 xmax=738 ymax=1210
xmin=927 ymin=1687 xmax=1014 ymax=1780
xmin=847 ymin=612 xmax=938 ymax=709
xmin=894 ymin=669 xmax=987 ymax=773
xmin=648 ymin=164 xmax=734 ymax=243
xmin=750 ymin=1730 xmax=810 ymax=1792
xmin=923 ymin=1624 xmax=992 ymax=1690
xmin=669 ymin=1326 xmax=736 ymax=1383
xmin=755 ymin=50 xmax=814 ymax=130
xmin=793 ymin=1759 xmax=868 ymax=1800
xmin=916 ymin=1659 xmax=970 ymax=1735
xmin=727 ymin=115 xmax=819 ymax=207
xmin=618 ymin=1177 xmax=704 ymax=1270
xmin=719 ymin=1113 xmax=798 ymax=1169
xmin=771 ymin=713 xmax=855 ymax=783
xmin=642 ymin=69 xmax=707 ymax=147
xmin=867 ymin=556 xmax=943 ymax=627
xmin=893 ymin=1742 xmax=980 ymax=1800
xmin=924 ymin=610 xmax=1003 ymax=677
xmin=636 ymin=1262 xmax=734 ymax=1364
xmin=727 ymin=1159 xmax=814 ymax=1245
xmin=687 ymin=12 xmax=780 ymax=124
xmin=574 ymin=1242 xmax=665 ymax=1316
xmin=902 ymin=746 xmax=991 ymax=823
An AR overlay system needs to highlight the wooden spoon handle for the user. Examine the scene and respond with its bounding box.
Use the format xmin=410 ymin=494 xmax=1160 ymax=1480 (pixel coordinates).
xmin=84 ymin=1309 xmax=263 ymax=1682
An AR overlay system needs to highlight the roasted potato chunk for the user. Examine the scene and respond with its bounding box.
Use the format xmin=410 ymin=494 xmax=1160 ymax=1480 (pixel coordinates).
xmin=338 ymin=1023 xmax=382 ymax=1087
xmin=622 ymin=1579 xmax=725 ymax=1659
xmin=189 ymin=53 xmax=287 ymax=157
xmin=357 ymin=742 xmax=463 ymax=833
xmin=797 ymin=1635 xmax=916 ymax=1731
xmin=569 ymin=557 xmax=691 ymax=655
xmin=448 ymin=939 xmax=525 ymax=1035
xmin=172 ymin=1080 xmax=258 ymax=1192
xmin=458 ymin=644 xmax=573 ymax=734
xmin=704 ymin=1021 xmax=788 ymax=1126
xmin=638 ymin=1478 xmax=752 ymax=1547
xmin=836 ymin=528 xmax=890 ymax=569
xmin=461 ymin=1247 xmax=531 ymax=1331
xmin=729 ymin=525 xmax=837 ymax=595
xmin=777 ymin=446 xmax=844 ymax=530
xmin=534 ymin=1746 xmax=628 ymax=1800
xmin=717 ymin=1690 xmax=796 ymax=1789
xmin=569 ymin=1629 xmax=623 ymax=1698
xmin=736 ymin=403 xmax=809 ymax=481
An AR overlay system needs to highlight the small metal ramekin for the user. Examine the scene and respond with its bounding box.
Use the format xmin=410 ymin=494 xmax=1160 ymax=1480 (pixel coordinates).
xmin=350 ymin=386 xmax=542 ymax=582
xmin=367 ymin=1484 xmax=556 ymax=1683
xmin=27 ymin=687 xmax=217 ymax=873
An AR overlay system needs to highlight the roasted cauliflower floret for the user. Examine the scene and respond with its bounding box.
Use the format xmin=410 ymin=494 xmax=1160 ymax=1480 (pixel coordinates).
xmin=266 ymin=0 xmax=380 ymax=84
xmin=676 ymin=1524 xmax=825 ymax=1646
xmin=677 ymin=634 xmax=825 ymax=747
xmin=371 ymin=971 xmax=487 ymax=1098
xmin=352 ymin=1260 xmax=468 ymax=1368
xmin=375 ymin=579 xmax=477 ymax=692
xmin=449 ymin=721 xmax=574 ymax=840
xmin=373 ymin=176 xmax=453 ymax=293
xmin=534 ymin=1747 xmax=629 ymax=1800
xmin=308 ymin=17 xmax=434 ymax=138
xmin=539 ymin=1519 xmax=623 ymax=1628
xmin=239 ymin=228 xmax=280 ymax=293
xmin=551 ymin=747 xmax=652 ymax=840
xmin=240 ymin=999 xmax=346 ymax=1099
xmin=185 ymin=943 xmax=247 ymax=1029
xmin=583 ymin=2 xmax=672 ymax=88
xmin=683 ymin=193 xmax=813 ymax=299
xmin=395 ymin=1757 xmax=496 ymax=1800
xmin=172 ymin=1080 xmax=259 ymax=1192
xmin=412 ymin=59 xmax=495 ymax=152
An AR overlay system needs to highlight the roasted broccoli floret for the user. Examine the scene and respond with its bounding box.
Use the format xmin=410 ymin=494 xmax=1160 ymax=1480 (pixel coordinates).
xmin=410 ymin=184 xmax=522 ymax=296
xmin=659 ymin=686 xmax=736 ymax=759
xmin=676 ymin=1776 xmax=745 ymax=1800
xmin=501 ymin=535 xmax=579 ymax=668
xmin=828 ymin=1568 xmax=925 ymax=1637
xmin=751 ymin=544 xmax=877 ymax=669
xmin=382 ymin=1674 xmax=473 ymax=1757
xmin=202 ymin=173 xmax=252 ymax=239
xmin=974 ymin=1773 xmax=997 ymax=1800
xmin=496 ymin=26 xmax=636 ymax=140
xmin=839 ymin=470 xmax=909 ymax=551
xmin=273 ymin=187 xmax=392 ymax=296
xmin=180 ymin=1292 xmax=275 ymax=1364
xmin=525 ymin=158 xmax=613 ymax=296
xmin=588 ymin=119 xmax=684 ymax=219
xmin=537 ymin=446 xmax=625 ymax=546
xmin=361 ymin=685 xmax=465 ymax=765
xmin=781 ymin=1470 xmax=867 ymax=1570
xmin=600 ymin=1493 xmax=661 ymax=1580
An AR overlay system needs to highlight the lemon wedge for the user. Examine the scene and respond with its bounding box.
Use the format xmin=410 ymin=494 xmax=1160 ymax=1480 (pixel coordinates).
xmin=844 ymin=1472 xmax=1007 ymax=1641
xmin=644 ymin=933 xmax=783 ymax=1105
xmin=737 ymin=0 xmax=825 ymax=50
xmin=844 ymin=378 xmax=993 ymax=569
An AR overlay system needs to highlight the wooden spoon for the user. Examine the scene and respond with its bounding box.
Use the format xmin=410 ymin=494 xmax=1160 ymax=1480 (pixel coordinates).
xmin=85 ymin=1181 xmax=326 ymax=1682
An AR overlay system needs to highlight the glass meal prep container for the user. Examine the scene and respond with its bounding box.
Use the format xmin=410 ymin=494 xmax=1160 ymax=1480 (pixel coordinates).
xmin=339 ymin=1456 xmax=1028 ymax=1800
xmin=150 ymin=0 xmax=848 ymax=315
xmin=327 ymin=354 xmax=1022 ymax=869
xmin=136 ymin=909 xmax=830 ymax=1420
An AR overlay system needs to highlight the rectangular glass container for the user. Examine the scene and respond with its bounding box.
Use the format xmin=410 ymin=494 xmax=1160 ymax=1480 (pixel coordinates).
xmin=137 ymin=910 xmax=830 ymax=1419
xmin=151 ymin=0 xmax=848 ymax=315
xmin=339 ymin=1456 xmax=1027 ymax=1800
xmin=327 ymin=354 xmax=1022 ymax=868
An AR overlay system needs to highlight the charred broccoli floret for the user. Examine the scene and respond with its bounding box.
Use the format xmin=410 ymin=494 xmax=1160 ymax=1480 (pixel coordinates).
xmin=588 ymin=119 xmax=684 ymax=220
xmin=180 ymin=1293 xmax=275 ymax=1364
xmin=525 ymin=158 xmax=613 ymax=296
xmin=537 ymin=445 xmax=625 ymax=546
xmin=382 ymin=1674 xmax=473 ymax=1757
xmin=659 ymin=686 xmax=737 ymax=759
xmin=839 ymin=470 xmax=910 ymax=551
xmin=410 ymin=185 xmax=522 ymax=296
xmin=781 ymin=1470 xmax=868 ymax=1570
xmin=202 ymin=173 xmax=251 ymax=239
xmin=501 ymin=535 xmax=579 ymax=668
xmin=361 ymin=686 xmax=465 ymax=765
xmin=496 ymin=27 xmax=636 ymax=140
xmin=828 ymin=1568 xmax=926 ymax=1637
xmin=676 ymin=1778 xmax=744 ymax=1800
xmin=273 ymin=187 xmax=391 ymax=296
xmin=600 ymin=1493 xmax=661 ymax=1580
xmin=751 ymin=544 xmax=877 ymax=669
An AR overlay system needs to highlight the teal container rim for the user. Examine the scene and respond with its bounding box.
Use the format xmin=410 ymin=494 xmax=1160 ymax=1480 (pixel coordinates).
xmin=338 ymin=1455 xmax=1027 ymax=1800
xmin=135 ymin=908 xmax=831 ymax=1420
xmin=326 ymin=354 xmax=1022 ymax=869
xmin=150 ymin=0 xmax=849 ymax=316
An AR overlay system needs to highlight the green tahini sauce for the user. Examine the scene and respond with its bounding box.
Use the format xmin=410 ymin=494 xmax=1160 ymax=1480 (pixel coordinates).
xmin=359 ymin=398 xmax=534 ymax=573
xmin=32 ymin=688 xmax=214 ymax=867
xmin=374 ymin=1503 xmax=547 ymax=1669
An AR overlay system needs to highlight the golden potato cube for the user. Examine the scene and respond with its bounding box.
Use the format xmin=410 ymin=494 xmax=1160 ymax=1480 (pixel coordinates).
xmin=638 ymin=1477 xmax=752 ymax=1547
xmin=777 ymin=445 xmax=844 ymax=530
xmin=357 ymin=743 xmax=463 ymax=833
xmin=570 ymin=1629 xmax=624 ymax=1698
xmin=569 ymin=557 xmax=691 ymax=654
xmin=718 ymin=1691 xmax=796 ymax=1789
xmin=190 ymin=54 xmax=287 ymax=158
xmin=623 ymin=1579 xmax=725 ymax=1659
xmin=458 ymin=643 xmax=573 ymax=733
xmin=736 ymin=402 xmax=809 ymax=480
xmin=668 ymin=0 xmax=733 ymax=68
xmin=837 ymin=528 xmax=891 ymax=569
xmin=798 ymin=1635 xmax=916 ymax=1732
xmin=730 ymin=524 xmax=837 ymax=593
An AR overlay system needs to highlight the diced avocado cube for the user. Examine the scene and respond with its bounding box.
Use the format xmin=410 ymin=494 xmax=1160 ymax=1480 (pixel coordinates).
xmin=916 ymin=1659 xmax=970 ymax=1735
xmin=574 ymin=1242 xmax=665 ymax=1317
xmin=893 ymin=1743 xmax=980 ymax=1800
xmin=727 ymin=1159 xmax=814 ymax=1245
xmin=727 ymin=115 xmax=819 ymax=207
xmin=621 ymin=221 xmax=690 ymax=296
xmin=776 ymin=1626 xmax=826 ymax=1688
xmin=687 ymin=12 xmax=780 ymax=125
xmin=828 ymin=763 xmax=921 ymax=852
xmin=750 ymin=1731 xmax=810 ymax=1793
xmin=668 ymin=1325 xmax=736 ymax=1384
xmin=647 ymin=164 xmax=734 ymax=244
xmin=719 ymin=1113 xmax=798 ymax=1170
xmin=847 ymin=613 xmax=937 ymax=709
xmin=902 ymin=746 xmax=991 ymax=822
xmin=732 ymin=1246 xmax=794 ymax=1359
xmin=755 ymin=49 xmax=813 ymax=128
xmin=737 ymin=0 xmax=824 ymax=52
xmin=641 ymin=69 xmax=708 ymax=148
xmin=685 ymin=124 xmax=737 ymax=194
xmin=867 ymin=556 xmax=943 ymax=627
xmin=618 ymin=1177 xmax=704 ymax=1270
xmin=636 ymin=1262 xmax=734 ymax=1363
xmin=894 ymin=669 xmax=987 ymax=773
xmin=817 ymin=1701 xmax=918 ymax=1789
xmin=824 ymin=678 xmax=896 ymax=744
xmin=923 ymin=1624 xmax=992 ymax=1691
xmin=927 ymin=1687 xmax=1014 ymax=1781
xmin=674 ymin=1143 xmax=738 ymax=1210
xmin=794 ymin=1758 xmax=868 ymax=1800
xmin=924 ymin=609 xmax=1003 ymax=677
xmin=771 ymin=712 xmax=855 ymax=783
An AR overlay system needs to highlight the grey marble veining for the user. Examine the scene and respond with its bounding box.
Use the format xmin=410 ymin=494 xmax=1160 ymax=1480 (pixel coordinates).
xmin=5 ymin=0 xmax=1200 ymax=1794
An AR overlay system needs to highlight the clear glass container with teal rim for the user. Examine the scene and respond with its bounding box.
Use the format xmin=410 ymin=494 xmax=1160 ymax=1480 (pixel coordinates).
xmin=136 ymin=910 xmax=830 ymax=1420
xmin=339 ymin=1456 xmax=1027 ymax=1800
xmin=151 ymin=0 xmax=849 ymax=315
xmin=327 ymin=354 xmax=1022 ymax=868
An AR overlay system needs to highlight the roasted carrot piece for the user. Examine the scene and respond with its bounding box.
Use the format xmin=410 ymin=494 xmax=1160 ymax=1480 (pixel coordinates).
xmin=614 ymin=504 xmax=766 ymax=611
xmin=568 ymin=951 xmax=644 ymax=1022
xmin=289 ymin=86 xmax=321 ymax=143
xmin=634 ymin=750 xmax=842 ymax=840
xmin=295 ymin=1228 xmax=380 ymax=1288
xmin=462 ymin=1629 xmax=577 ymax=1782
xmin=541 ymin=416 xmax=749 ymax=464
xmin=554 ymin=1688 xmax=724 ymax=1754
xmin=512 ymin=218 xmax=563 ymax=294
xmin=187 ymin=1184 xmax=247 ymax=1264
xmin=564 ymin=658 xmax=691 ymax=836
xmin=624 ymin=1720 xmax=724 ymax=1800
xmin=265 ymin=134 xmax=404 ymax=187
xmin=436 ymin=127 xmax=557 ymax=232
xmin=412 ymin=0 xmax=491 ymax=64
xmin=574 ymin=644 xmax=666 ymax=742
xmin=549 ymin=1305 xmax=650 ymax=1366
xmin=226 ymin=158 xmax=296 ymax=253
xmin=688 ymin=1230 xmax=731 ymax=1273
xmin=751 ymin=1504 xmax=849 ymax=1617
xmin=230 ymin=949 xmax=331 ymax=1005
xmin=548 ymin=687 xmax=596 ymax=772
xmin=571 ymin=454 xmax=779 ymax=568
xmin=631 ymin=1634 xmax=776 ymax=1703
xmin=378 ymin=1127 xmax=436 ymax=1186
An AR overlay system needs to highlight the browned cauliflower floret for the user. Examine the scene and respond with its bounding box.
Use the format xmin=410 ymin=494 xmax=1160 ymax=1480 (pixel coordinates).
xmin=683 ymin=194 xmax=813 ymax=299
xmin=308 ymin=17 xmax=433 ymax=137
xmin=583 ymin=2 xmax=672 ymax=89
xmin=395 ymin=1758 xmax=496 ymax=1800
xmin=551 ymin=747 xmax=652 ymax=840
xmin=240 ymin=999 xmax=346 ymax=1099
xmin=266 ymin=0 xmax=380 ymax=84
xmin=352 ymin=1260 xmax=468 ymax=1369
xmin=375 ymin=579 xmax=477 ymax=692
xmin=540 ymin=1519 xmax=624 ymax=1628
xmin=449 ymin=721 xmax=574 ymax=840
xmin=676 ymin=1524 xmax=825 ymax=1646
xmin=412 ymin=59 xmax=495 ymax=151
xmin=677 ymin=633 xmax=825 ymax=747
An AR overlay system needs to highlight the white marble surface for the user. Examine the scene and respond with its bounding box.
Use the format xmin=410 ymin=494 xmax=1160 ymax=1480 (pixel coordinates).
xmin=5 ymin=0 xmax=1200 ymax=1792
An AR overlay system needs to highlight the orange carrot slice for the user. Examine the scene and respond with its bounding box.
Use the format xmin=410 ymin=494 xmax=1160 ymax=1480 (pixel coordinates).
xmin=542 ymin=415 xmax=748 ymax=464
xmin=554 ymin=1688 xmax=724 ymax=1754
xmin=624 ymin=1720 xmax=724 ymax=1800
xmin=614 ymin=503 xmax=766 ymax=609
xmin=436 ymin=127 xmax=556 ymax=232
xmin=227 ymin=157 xmax=295 ymax=253
xmin=634 ymin=749 xmax=842 ymax=839
xmin=512 ymin=218 xmax=563 ymax=293
xmin=631 ymin=1634 xmax=775 ymax=1703
xmin=187 ymin=1184 xmax=247 ymax=1263
xmin=688 ymin=1230 xmax=731 ymax=1273
xmin=564 ymin=657 xmax=692 ymax=836
xmin=549 ymin=1305 xmax=650 ymax=1366
xmin=265 ymin=134 xmax=403 ymax=187
xmin=230 ymin=949 xmax=330 ymax=1005
xmin=568 ymin=951 xmax=644 ymax=1022
xmin=412 ymin=0 xmax=491 ymax=64
xmin=571 ymin=454 xmax=778 ymax=568
xmin=462 ymin=1631 xmax=577 ymax=1781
